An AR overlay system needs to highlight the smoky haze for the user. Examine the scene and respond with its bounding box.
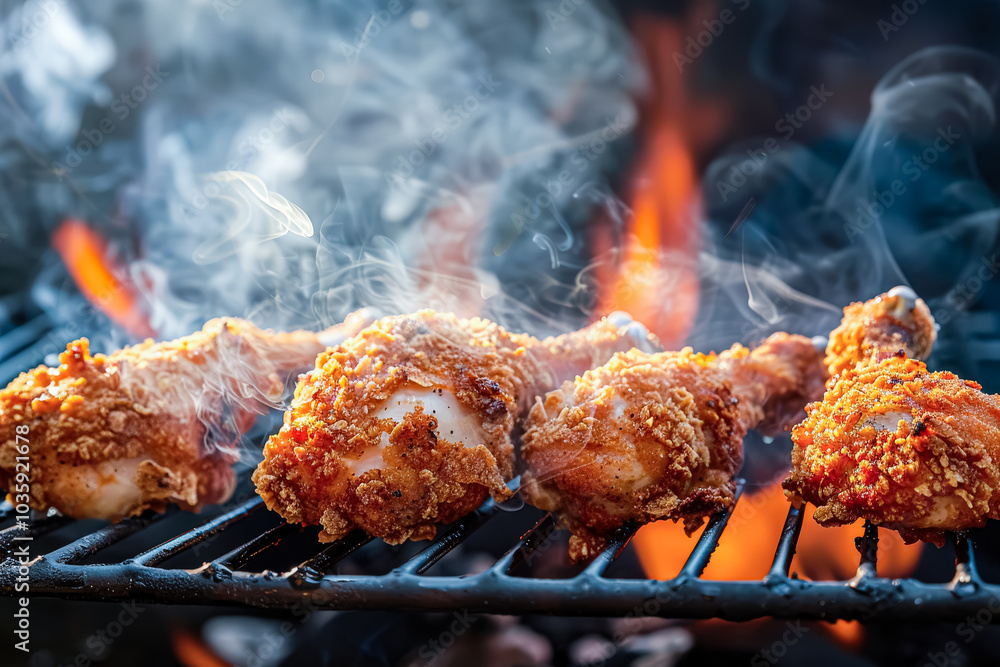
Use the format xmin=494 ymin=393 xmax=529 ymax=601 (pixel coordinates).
xmin=0 ymin=3 xmax=998 ymax=373
xmin=1 ymin=0 xmax=640 ymax=346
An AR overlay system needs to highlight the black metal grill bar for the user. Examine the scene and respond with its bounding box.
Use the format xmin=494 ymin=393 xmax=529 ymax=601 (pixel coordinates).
xmin=393 ymin=495 xmax=502 ymax=575
xmin=287 ymin=531 xmax=373 ymax=586
xmin=953 ymin=533 xmax=981 ymax=587
xmin=209 ymin=522 xmax=297 ymax=573
xmin=0 ymin=514 xmax=73 ymax=549
xmin=581 ymin=527 xmax=636 ymax=578
xmin=677 ymin=482 xmax=744 ymax=579
xmin=46 ymin=512 xmax=168 ymax=564
xmin=0 ymin=314 xmax=51 ymax=361
xmin=130 ymin=497 xmax=263 ymax=567
xmin=490 ymin=514 xmax=558 ymax=575
xmin=11 ymin=560 xmax=1000 ymax=621
xmin=767 ymin=504 xmax=805 ymax=579
xmin=391 ymin=477 xmax=521 ymax=576
xmin=0 ymin=316 xmax=56 ymax=384
xmin=852 ymin=521 xmax=880 ymax=583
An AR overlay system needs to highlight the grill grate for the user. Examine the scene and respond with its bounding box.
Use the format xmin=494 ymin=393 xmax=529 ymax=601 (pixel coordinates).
xmin=0 ymin=476 xmax=997 ymax=622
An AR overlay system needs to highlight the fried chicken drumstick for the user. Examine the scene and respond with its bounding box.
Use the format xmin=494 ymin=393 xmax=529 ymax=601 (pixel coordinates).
xmin=784 ymin=287 xmax=1000 ymax=545
xmin=822 ymin=285 xmax=937 ymax=376
xmin=252 ymin=311 xmax=657 ymax=544
xmin=520 ymin=333 xmax=826 ymax=561
xmin=0 ymin=311 xmax=372 ymax=520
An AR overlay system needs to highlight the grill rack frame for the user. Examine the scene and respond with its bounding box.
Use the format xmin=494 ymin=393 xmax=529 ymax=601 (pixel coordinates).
xmin=0 ymin=478 xmax=996 ymax=622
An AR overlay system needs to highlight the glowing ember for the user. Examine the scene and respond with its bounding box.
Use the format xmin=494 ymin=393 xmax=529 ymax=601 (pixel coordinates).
xmin=51 ymin=219 xmax=154 ymax=338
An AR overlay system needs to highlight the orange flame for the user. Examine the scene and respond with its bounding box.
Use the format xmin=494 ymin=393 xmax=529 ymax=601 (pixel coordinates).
xmin=634 ymin=480 xmax=922 ymax=582
xmin=593 ymin=14 xmax=701 ymax=348
xmin=597 ymin=124 xmax=701 ymax=347
xmin=633 ymin=479 xmax=922 ymax=648
xmin=52 ymin=219 xmax=154 ymax=338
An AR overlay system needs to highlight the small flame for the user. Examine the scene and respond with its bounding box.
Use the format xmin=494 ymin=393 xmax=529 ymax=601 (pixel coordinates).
xmin=52 ymin=219 xmax=154 ymax=338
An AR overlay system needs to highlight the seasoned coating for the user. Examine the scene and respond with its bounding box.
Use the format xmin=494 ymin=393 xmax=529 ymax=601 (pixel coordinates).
xmin=784 ymin=354 xmax=1000 ymax=546
xmin=253 ymin=310 xmax=655 ymax=544
xmin=825 ymin=285 xmax=936 ymax=376
xmin=521 ymin=334 xmax=825 ymax=561
xmin=0 ymin=312 xmax=371 ymax=520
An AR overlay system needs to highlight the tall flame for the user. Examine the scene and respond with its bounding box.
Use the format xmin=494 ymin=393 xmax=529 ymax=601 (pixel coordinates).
xmin=52 ymin=218 xmax=154 ymax=338
xmin=593 ymin=15 xmax=700 ymax=348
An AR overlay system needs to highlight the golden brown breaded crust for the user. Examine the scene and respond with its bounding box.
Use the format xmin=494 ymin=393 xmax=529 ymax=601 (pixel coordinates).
xmin=825 ymin=292 xmax=935 ymax=377
xmin=253 ymin=311 xmax=549 ymax=544
xmin=521 ymin=348 xmax=744 ymax=561
xmin=784 ymin=354 xmax=1000 ymax=546
xmin=0 ymin=318 xmax=346 ymax=520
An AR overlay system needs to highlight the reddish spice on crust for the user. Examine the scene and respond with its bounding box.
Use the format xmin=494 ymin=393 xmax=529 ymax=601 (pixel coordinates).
xmin=784 ymin=355 xmax=1000 ymax=546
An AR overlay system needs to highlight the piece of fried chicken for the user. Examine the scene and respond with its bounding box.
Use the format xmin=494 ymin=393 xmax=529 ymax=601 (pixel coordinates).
xmin=0 ymin=311 xmax=372 ymax=520
xmin=784 ymin=288 xmax=1000 ymax=545
xmin=784 ymin=353 xmax=1000 ymax=546
xmin=520 ymin=333 xmax=826 ymax=561
xmin=252 ymin=310 xmax=657 ymax=544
